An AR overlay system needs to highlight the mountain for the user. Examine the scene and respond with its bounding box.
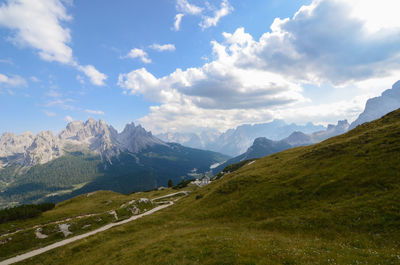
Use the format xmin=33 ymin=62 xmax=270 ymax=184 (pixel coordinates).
xmin=0 ymin=120 xmax=229 ymax=207
xmin=350 ymin=80 xmax=400 ymax=129
xmin=213 ymin=119 xmax=349 ymax=174
xmin=156 ymin=131 xmax=220 ymax=150
xmin=12 ymin=108 xmax=400 ymax=264
xmin=157 ymin=120 xmax=325 ymax=156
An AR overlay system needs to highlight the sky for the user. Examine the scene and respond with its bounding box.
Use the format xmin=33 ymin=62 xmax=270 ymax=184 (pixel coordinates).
xmin=0 ymin=0 xmax=400 ymax=135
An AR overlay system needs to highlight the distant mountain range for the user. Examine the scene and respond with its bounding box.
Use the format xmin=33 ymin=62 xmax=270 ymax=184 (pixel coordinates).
xmin=170 ymin=79 xmax=400 ymax=174
xmin=2 ymin=80 xmax=399 ymax=208
xmin=0 ymin=120 xmax=228 ymax=207
xmin=157 ymin=120 xmax=325 ymax=156
xmin=213 ymin=119 xmax=349 ymax=174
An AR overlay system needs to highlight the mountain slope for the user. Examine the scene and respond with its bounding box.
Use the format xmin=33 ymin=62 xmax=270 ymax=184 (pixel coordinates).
xmin=213 ymin=119 xmax=349 ymax=174
xmin=350 ymin=80 xmax=400 ymax=129
xmin=18 ymin=108 xmax=400 ymax=264
xmin=0 ymin=120 xmax=229 ymax=207
xmin=157 ymin=120 xmax=325 ymax=156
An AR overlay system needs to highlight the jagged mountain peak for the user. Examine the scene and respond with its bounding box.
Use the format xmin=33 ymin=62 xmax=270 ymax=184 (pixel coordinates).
xmin=0 ymin=131 xmax=35 ymax=158
xmin=0 ymin=119 xmax=167 ymax=167
xmin=350 ymin=80 xmax=400 ymax=129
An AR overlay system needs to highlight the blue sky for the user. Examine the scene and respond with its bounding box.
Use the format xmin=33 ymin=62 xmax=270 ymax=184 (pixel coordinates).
xmin=0 ymin=0 xmax=400 ymax=135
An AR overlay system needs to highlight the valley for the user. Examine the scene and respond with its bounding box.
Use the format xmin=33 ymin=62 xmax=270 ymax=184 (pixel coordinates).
xmin=1 ymin=108 xmax=399 ymax=264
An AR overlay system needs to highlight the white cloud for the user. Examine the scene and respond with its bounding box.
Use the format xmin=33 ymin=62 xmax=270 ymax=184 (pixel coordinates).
xmin=65 ymin=115 xmax=74 ymax=122
xmin=0 ymin=73 xmax=27 ymax=87
xmin=124 ymin=48 xmax=151 ymax=64
xmin=173 ymin=0 xmax=232 ymax=30
xmin=43 ymin=110 xmax=56 ymax=117
xmin=224 ymin=0 xmax=400 ymax=85
xmin=173 ymin=13 xmax=184 ymax=31
xmin=0 ymin=0 xmax=107 ymax=86
xmin=77 ymin=65 xmax=107 ymax=86
xmin=199 ymin=0 xmax=233 ymax=29
xmin=149 ymin=44 xmax=176 ymax=52
xmin=0 ymin=0 xmax=73 ymax=64
xmin=126 ymin=0 xmax=400 ymax=133
xmin=345 ymin=0 xmax=400 ymax=33
xmin=85 ymin=109 xmax=104 ymax=115
xmin=118 ymin=38 xmax=305 ymax=110
xmin=176 ymin=0 xmax=202 ymax=15
xmin=138 ymin=100 xmax=275 ymax=133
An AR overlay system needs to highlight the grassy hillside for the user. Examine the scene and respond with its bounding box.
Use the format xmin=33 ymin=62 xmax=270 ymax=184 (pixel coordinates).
xmin=0 ymin=188 xmax=186 ymax=260
xmin=12 ymin=109 xmax=400 ymax=264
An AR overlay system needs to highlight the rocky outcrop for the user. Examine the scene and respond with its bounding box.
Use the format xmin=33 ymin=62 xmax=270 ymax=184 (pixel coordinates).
xmin=0 ymin=119 xmax=168 ymax=167
xmin=117 ymin=123 xmax=166 ymax=153
xmin=24 ymin=131 xmax=63 ymax=166
xmin=0 ymin=131 xmax=34 ymax=157
xmin=350 ymin=80 xmax=400 ymax=129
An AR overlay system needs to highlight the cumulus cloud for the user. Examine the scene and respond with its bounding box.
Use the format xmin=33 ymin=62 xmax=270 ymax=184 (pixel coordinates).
xmin=124 ymin=48 xmax=151 ymax=64
xmin=224 ymin=0 xmax=400 ymax=85
xmin=0 ymin=0 xmax=107 ymax=86
xmin=0 ymin=0 xmax=72 ymax=64
xmin=123 ymin=0 xmax=400 ymax=133
xmin=199 ymin=0 xmax=233 ymax=29
xmin=0 ymin=73 xmax=27 ymax=87
xmin=118 ymin=34 xmax=306 ymax=110
xmin=149 ymin=44 xmax=176 ymax=52
xmin=173 ymin=13 xmax=184 ymax=31
xmin=77 ymin=65 xmax=107 ymax=86
xmin=85 ymin=109 xmax=104 ymax=115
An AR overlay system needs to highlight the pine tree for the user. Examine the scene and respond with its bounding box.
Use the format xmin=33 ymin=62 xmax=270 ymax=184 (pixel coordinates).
xmin=168 ymin=179 xmax=174 ymax=188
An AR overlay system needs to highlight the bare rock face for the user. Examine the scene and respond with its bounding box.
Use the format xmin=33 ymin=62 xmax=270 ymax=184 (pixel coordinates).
xmin=0 ymin=132 xmax=34 ymax=157
xmin=312 ymin=120 xmax=349 ymax=142
xmin=350 ymin=80 xmax=400 ymax=129
xmin=24 ymin=131 xmax=63 ymax=166
xmin=58 ymin=119 xmax=121 ymax=161
xmin=0 ymin=119 xmax=168 ymax=167
xmin=117 ymin=122 xmax=166 ymax=153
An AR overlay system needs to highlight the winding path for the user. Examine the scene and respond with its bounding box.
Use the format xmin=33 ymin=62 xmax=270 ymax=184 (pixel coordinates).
xmin=0 ymin=191 xmax=189 ymax=265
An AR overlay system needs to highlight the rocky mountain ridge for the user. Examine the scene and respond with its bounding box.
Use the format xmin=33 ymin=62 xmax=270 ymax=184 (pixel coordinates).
xmin=213 ymin=119 xmax=349 ymax=174
xmin=157 ymin=120 xmax=325 ymax=156
xmin=350 ymin=80 xmax=400 ymax=129
xmin=0 ymin=119 xmax=167 ymax=167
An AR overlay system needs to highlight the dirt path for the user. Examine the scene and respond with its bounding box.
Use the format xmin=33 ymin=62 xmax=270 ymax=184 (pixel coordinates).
xmin=0 ymin=191 xmax=189 ymax=239
xmin=151 ymin=191 xmax=189 ymax=201
xmin=0 ymin=213 xmax=101 ymax=239
xmin=0 ymin=201 xmax=174 ymax=265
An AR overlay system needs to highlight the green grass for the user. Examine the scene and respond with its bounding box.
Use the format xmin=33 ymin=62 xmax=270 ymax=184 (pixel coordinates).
xmin=7 ymin=109 xmax=400 ymax=264
xmin=0 ymin=187 xmax=188 ymax=261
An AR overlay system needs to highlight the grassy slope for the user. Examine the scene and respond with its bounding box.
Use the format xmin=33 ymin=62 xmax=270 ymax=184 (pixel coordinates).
xmin=0 ymin=188 xmax=186 ymax=260
xmin=16 ymin=110 xmax=400 ymax=264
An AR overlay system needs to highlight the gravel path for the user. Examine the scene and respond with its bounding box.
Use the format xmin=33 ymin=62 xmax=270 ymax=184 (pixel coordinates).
xmin=0 ymin=201 xmax=174 ymax=265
